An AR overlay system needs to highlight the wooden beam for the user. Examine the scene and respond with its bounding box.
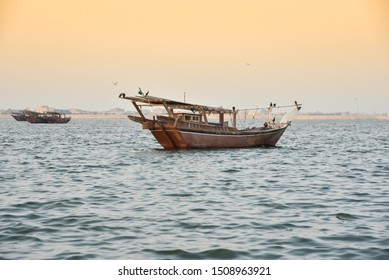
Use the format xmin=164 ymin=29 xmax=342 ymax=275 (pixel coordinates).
xmin=159 ymin=123 xmax=176 ymax=149
xmin=132 ymin=101 xmax=146 ymax=121
xmin=162 ymin=101 xmax=175 ymax=118
xmin=219 ymin=112 xmax=224 ymax=124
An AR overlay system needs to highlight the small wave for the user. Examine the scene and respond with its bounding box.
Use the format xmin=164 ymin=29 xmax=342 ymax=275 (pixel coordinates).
xmin=335 ymin=213 xmax=359 ymax=221
xmin=200 ymin=248 xmax=250 ymax=259
xmin=221 ymin=168 xmax=241 ymax=173
xmin=320 ymin=234 xmax=378 ymax=243
xmin=164 ymin=193 xmax=194 ymax=198
xmin=268 ymin=222 xmax=310 ymax=231
xmin=288 ymin=247 xmax=330 ymax=258
xmin=0 ymin=234 xmax=43 ymax=243
xmin=54 ymin=252 xmax=99 ymax=260
xmin=104 ymin=235 xmax=139 ymax=242
xmin=178 ymin=221 xmax=218 ymax=230
xmin=144 ymin=249 xmax=201 ymax=259
xmin=189 ymin=208 xmax=207 ymax=212
xmin=145 ymin=248 xmax=250 ymax=260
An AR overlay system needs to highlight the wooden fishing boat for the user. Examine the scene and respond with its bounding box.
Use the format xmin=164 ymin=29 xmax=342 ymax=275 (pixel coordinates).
xmin=25 ymin=111 xmax=71 ymax=124
xmin=119 ymin=92 xmax=301 ymax=149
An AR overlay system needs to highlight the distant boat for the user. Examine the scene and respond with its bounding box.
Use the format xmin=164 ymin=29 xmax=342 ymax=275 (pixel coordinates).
xmin=25 ymin=111 xmax=71 ymax=124
xmin=119 ymin=93 xmax=301 ymax=149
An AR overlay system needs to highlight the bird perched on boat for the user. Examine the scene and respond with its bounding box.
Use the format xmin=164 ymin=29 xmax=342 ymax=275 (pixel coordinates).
xmin=295 ymin=101 xmax=298 ymax=106
xmin=119 ymin=93 xmax=126 ymax=98
xmin=270 ymin=102 xmax=273 ymax=107
xmin=272 ymin=117 xmax=275 ymax=123
xmin=138 ymin=87 xmax=149 ymax=97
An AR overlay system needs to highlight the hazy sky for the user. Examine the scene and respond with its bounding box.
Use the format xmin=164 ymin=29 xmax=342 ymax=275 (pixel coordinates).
xmin=1 ymin=0 xmax=388 ymax=113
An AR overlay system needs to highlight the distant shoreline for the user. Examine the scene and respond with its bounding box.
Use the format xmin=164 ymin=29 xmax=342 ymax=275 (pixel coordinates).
xmin=1 ymin=113 xmax=388 ymax=120
xmin=297 ymin=114 xmax=389 ymax=120
xmin=0 ymin=114 xmax=128 ymax=119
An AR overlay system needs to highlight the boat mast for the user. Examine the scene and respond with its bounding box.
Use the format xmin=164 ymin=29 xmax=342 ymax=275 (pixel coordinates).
xmin=232 ymin=107 xmax=237 ymax=128
xmin=202 ymin=109 xmax=208 ymax=124
xmin=219 ymin=112 xmax=224 ymax=125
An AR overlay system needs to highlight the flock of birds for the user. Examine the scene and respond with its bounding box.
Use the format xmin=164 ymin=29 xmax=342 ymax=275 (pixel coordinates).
xmin=270 ymin=101 xmax=299 ymax=108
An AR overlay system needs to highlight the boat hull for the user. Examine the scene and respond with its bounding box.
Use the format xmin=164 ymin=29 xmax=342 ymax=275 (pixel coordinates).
xmin=150 ymin=125 xmax=288 ymax=149
xmin=11 ymin=114 xmax=27 ymax=121
xmin=25 ymin=114 xmax=71 ymax=124
xmin=26 ymin=118 xmax=71 ymax=124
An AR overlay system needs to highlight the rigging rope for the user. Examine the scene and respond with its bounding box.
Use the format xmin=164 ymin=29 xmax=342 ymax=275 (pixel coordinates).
xmin=240 ymin=104 xmax=299 ymax=111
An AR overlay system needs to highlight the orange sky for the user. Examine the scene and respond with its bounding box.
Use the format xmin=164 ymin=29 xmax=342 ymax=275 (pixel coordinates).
xmin=1 ymin=0 xmax=388 ymax=113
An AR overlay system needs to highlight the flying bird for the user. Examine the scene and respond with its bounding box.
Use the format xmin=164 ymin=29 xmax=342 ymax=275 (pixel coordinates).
xmin=113 ymin=82 xmax=118 ymax=86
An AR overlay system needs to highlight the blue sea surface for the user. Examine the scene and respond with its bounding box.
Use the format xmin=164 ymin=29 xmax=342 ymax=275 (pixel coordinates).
xmin=0 ymin=118 xmax=388 ymax=259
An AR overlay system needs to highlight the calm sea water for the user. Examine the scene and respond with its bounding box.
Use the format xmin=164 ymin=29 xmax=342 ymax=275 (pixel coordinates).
xmin=0 ymin=117 xmax=388 ymax=260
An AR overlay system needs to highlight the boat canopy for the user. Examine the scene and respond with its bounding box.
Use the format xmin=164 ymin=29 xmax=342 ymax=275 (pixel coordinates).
xmin=120 ymin=95 xmax=235 ymax=114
